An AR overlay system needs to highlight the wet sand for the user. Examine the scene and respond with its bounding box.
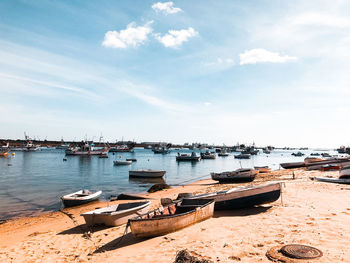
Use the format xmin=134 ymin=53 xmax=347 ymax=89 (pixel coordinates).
xmin=1 ymin=169 xmax=349 ymax=262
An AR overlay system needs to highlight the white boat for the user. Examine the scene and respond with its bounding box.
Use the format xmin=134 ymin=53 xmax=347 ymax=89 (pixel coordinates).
xmin=114 ymin=160 xmax=132 ymax=165
xmin=81 ymin=201 xmax=150 ymax=227
xmin=61 ymin=189 xmax=102 ymax=207
xmin=176 ymin=152 xmax=201 ymax=161
xmin=65 ymin=141 xmax=109 ymax=156
xmin=129 ymin=169 xmax=166 ymax=178
xmin=211 ymin=168 xmax=258 ymax=183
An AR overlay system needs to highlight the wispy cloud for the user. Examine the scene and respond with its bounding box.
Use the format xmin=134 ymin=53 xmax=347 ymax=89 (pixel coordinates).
xmin=290 ymin=13 xmax=350 ymax=28
xmin=152 ymin=2 xmax=182 ymax=15
xmin=155 ymin=27 xmax=198 ymax=48
xmin=203 ymin=57 xmax=234 ymax=69
xmin=102 ymin=21 xmax=153 ymax=49
xmin=239 ymin=49 xmax=297 ymax=65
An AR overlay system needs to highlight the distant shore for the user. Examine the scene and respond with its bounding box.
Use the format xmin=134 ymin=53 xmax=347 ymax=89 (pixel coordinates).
xmin=1 ymin=168 xmax=348 ymax=262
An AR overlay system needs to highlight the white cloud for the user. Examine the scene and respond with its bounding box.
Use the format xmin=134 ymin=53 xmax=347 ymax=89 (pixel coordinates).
xmin=203 ymin=57 xmax=234 ymax=68
xmin=239 ymin=49 xmax=297 ymax=65
xmin=152 ymin=2 xmax=182 ymax=14
xmin=290 ymin=13 xmax=350 ymax=28
xmin=155 ymin=27 xmax=198 ymax=48
xmin=102 ymin=21 xmax=153 ymax=49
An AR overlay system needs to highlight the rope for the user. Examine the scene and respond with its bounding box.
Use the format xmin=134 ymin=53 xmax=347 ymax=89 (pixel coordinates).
xmin=168 ymin=173 xmax=211 ymax=186
xmin=112 ymin=222 xmax=130 ymax=247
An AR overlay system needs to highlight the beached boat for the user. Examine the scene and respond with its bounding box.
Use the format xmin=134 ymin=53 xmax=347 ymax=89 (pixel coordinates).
xmin=306 ymin=158 xmax=350 ymax=170
xmin=176 ymin=152 xmax=201 ymax=161
xmin=81 ymin=201 xmax=150 ymax=226
xmin=200 ymin=151 xmax=216 ymax=159
xmin=234 ymin=154 xmax=251 ymax=159
xmin=128 ymin=199 xmax=214 ymax=238
xmin=314 ymin=177 xmax=350 ymax=185
xmin=187 ymin=183 xmax=281 ymax=210
xmin=129 ymin=169 xmax=166 ymax=178
xmin=254 ymin=166 xmax=271 ymax=173
xmin=65 ymin=141 xmax=109 ymax=156
xmin=320 ymin=164 xmax=340 ymax=171
xmin=211 ymin=168 xmax=258 ymax=183
xmin=114 ymin=160 xmax=132 ymax=165
xmin=304 ymin=157 xmax=324 ymax=164
xmin=280 ymin=162 xmax=306 ymax=169
xmin=61 ymin=190 xmax=102 ymax=207
xmin=339 ymin=166 xmax=350 ymax=179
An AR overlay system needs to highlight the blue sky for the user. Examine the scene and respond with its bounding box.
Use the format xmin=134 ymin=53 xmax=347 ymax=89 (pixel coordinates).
xmin=1 ymin=0 xmax=350 ymax=147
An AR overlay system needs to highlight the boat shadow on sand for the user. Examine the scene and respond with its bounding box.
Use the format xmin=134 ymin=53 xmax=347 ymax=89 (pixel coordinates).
xmin=94 ymin=232 xmax=145 ymax=253
xmin=213 ymin=205 xmax=272 ymax=218
xmin=58 ymin=224 xmax=111 ymax=235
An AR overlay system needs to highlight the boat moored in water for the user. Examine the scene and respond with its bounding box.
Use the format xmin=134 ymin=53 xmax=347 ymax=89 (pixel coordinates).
xmin=234 ymin=154 xmax=251 ymax=159
xmin=61 ymin=189 xmax=102 ymax=207
xmin=114 ymin=160 xmax=132 ymax=165
xmin=200 ymin=151 xmax=216 ymax=159
xmin=176 ymin=152 xmax=201 ymax=161
xmin=65 ymin=141 xmax=109 ymax=156
xmin=129 ymin=169 xmax=166 ymax=178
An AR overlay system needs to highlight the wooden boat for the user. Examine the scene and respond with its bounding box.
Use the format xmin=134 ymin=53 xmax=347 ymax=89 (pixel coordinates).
xmin=61 ymin=190 xmax=102 ymax=207
xmin=234 ymin=154 xmax=251 ymax=159
xmin=254 ymin=166 xmax=271 ymax=173
xmin=126 ymin=158 xmax=137 ymax=162
xmin=304 ymin=157 xmax=324 ymax=164
xmin=81 ymin=201 xmax=150 ymax=226
xmin=128 ymin=199 xmax=214 ymax=238
xmin=280 ymin=162 xmax=306 ymax=169
xmin=306 ymin=158 xmax=350 ymax=170
xmin=314 ymin=177 xmax=350 ymax=185
xmin=211 ymin=168 xmax=258 ymax=183
xmin=187 ymin=183 xmax=281 ymax=210
xmin=129 ymin=169 xmax=166 ymax=178
xmin=114 ymin=160 xmax=132 ymax=165
xmin=339 ymin=166 xmax=350 ymax=179
xmin=176 ymin=152 xmax=200 ymax=161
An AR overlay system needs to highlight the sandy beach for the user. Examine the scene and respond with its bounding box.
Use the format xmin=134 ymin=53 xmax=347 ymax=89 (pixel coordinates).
xmin=1 ymin=168 xmax=349 ymax=262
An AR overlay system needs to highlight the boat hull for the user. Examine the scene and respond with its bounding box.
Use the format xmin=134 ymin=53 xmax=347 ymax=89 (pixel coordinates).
xmin=280 ymin=162 xmax=305 ymax=169
xmin=62 ymin=195 xmax=100 ymax=207
xmin=129 ymin=199 xmax=214 ymax=238
xmin=129 ymin=170 xmax=166 ymax=178
xmin=314 ymin=177 xmax=350 ymax=184
xmin=61 ymin=190 xmax=102 ymax=207
xmin=81 ymin=201 xmax=150 ymax=227
xmin=190 ymin=183 xmax=281 ymax=210
xmin=211 ymin=169 xmax=258 ymax=183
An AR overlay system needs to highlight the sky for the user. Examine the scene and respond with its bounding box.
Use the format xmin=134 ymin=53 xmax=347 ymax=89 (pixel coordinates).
xmin=1 ymin=0 xmax=350 ymax=148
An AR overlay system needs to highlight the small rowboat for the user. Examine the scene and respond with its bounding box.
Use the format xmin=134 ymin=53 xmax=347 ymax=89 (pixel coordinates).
xmin=126 ymin=158 xmax=137 ymax=162
xmin=314 ymin=177 xmax=350 ymax=184
xmin=128 ymin=199 xmax=214 ymax=238
xmin=114 ymin=160 xmax=132 ymax=165
xmin=61 ymin=190 xmax=102 ymax=207
xmin=254 ymin=166 xmax=271 ymax=173
xmin=187 ymin=183 xmax=281 ymax=210
xmin=211 ymin=168 xmax=258 ymax=183
xmin=129 ymin=169 xmax=166 ymax=178
xmin=81 ymin=201 xmax=150 ymax=226
xmin=339 ymin=166 xmax=350 ymax=179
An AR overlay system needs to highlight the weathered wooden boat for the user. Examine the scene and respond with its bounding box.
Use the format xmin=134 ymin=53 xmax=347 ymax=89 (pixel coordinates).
xmin=234 ymin=154 xmax=251 ymax=159
xmin=81 ymin=201 xmax=150 ymax=226
xmin=200 ymin=151 xmax=216 ymax=159
xmin=339 ymin=166 xmax=350 ymax=179
xmin=280 ymin=162 xmax=306 ymax=169
xmin=211 ymin=168 xmax=258 ymax=183
xmin=304 ymin=157 xmax=324 ymax=164
xmin=112 ymin=192 xmax=150 ymax=201
xmin=176 ymin=152 xmax=201 ymax=161
xmin=313 ymin=177 xmax=350 ymax=184
xmin=187 ymin=183 xmax=281 ymax=210
xmin=129 ymin=169 xmax=166 ymax=178
xmin=128 ymin=199 xmax=214 ymax=238
xmin=254 ymin=166 xmax=271 ymax=173
xmin=61 ymin=190 xmax=102 ymax=207
xmin=306 ymin=158 xmax=350 ymax=170
xmin=114 ymin=160 xmax=132 ymax=165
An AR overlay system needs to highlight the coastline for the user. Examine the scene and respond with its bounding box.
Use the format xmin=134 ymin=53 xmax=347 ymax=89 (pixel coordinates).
xmin=1 ymin=168 xmax=349 ymax=262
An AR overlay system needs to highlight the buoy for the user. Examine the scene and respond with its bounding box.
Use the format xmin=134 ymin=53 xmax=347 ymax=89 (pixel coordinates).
xmin=12 ymin=152 xmax=15 ymax=156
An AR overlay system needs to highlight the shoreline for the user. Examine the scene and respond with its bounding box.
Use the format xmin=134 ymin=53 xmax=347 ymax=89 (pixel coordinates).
xmin=1 ymin=168 xmax=349 ymax=262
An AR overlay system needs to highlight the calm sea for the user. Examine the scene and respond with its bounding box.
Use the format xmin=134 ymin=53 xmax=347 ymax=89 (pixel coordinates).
xmin=0 ymin=148 xmax=335 ymax=220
